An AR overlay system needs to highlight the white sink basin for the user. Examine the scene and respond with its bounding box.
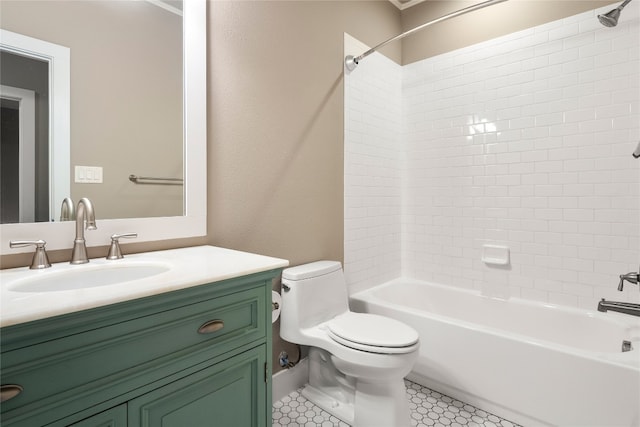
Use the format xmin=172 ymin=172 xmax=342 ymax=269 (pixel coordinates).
xmin=8 ymin=262 xmax=171 ymax=293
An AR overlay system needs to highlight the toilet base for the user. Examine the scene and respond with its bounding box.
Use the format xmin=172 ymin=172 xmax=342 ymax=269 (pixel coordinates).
xmin=301 ymin=384 xmax=354 ymax=425
xmin=302 ymin=379 xmax=411 ymax=427
xmin=353 ymin=378 xmax=411 ymax=427
xmin=303 ymin=348 xmax=355 ymax=424
xmin=303 ymin=348 xmax=412 ymax=427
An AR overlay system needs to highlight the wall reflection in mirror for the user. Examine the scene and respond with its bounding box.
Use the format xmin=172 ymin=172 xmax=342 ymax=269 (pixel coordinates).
xmin=0 ymin=0 xmax=183 ymax=224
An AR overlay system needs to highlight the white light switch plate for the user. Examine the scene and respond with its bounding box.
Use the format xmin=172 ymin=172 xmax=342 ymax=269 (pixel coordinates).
xmin=75 ymin=166 xmax=103 ymax=183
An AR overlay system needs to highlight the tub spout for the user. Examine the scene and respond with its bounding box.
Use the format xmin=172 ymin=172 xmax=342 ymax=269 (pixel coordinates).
xmin=597 ymin=299 xmax=640 ymax=317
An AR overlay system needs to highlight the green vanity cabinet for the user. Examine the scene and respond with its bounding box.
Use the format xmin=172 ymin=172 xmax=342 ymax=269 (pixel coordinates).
xmin=128 ymin=345 xmax=266 ymax=426
xmin=0 ymin=268 xmax=280 ymax=427
xmin=69 ymin=405 xmax=127 ymax=427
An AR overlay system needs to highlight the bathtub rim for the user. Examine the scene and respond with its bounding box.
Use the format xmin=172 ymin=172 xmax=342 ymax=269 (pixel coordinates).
xmin=350 ymin=277 xmax=640 ymax=369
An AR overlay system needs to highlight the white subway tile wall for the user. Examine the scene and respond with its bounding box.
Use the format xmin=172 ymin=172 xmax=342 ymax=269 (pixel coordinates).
xmin=345 ymin=3 xmax=639 ymax=309
xmin=344 ymin=45 xmax=403 ymax=295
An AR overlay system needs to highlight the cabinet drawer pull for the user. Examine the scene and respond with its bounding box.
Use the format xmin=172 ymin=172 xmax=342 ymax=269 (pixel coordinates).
xmin=1 ymin=384 xmax=23 ymax=402
xmin=198 ymin=319 xmax=224 ymax=334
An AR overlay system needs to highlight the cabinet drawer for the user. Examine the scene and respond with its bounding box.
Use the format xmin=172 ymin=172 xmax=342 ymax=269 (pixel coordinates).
xmin=1 ymin=285 xmax=266 ymax=426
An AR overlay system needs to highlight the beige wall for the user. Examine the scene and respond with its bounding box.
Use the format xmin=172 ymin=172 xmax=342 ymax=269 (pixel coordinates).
xmin=206 ymin=0 xmax=401 ymax=265
xmin=401 ymin=0 xmax=619 ymax=65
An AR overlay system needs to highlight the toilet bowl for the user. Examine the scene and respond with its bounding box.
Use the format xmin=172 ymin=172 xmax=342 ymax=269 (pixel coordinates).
xmin=280 ymin=261 xmax=419 ymax=427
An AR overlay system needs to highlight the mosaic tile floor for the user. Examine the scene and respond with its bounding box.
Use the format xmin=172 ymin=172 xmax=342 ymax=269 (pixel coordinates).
xmin=272 ymin=380 xmax=521 ymax=427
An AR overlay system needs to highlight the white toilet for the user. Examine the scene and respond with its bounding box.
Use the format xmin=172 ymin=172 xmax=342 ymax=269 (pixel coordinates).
xmin=280 ymin=261 xmax=419 ymax=427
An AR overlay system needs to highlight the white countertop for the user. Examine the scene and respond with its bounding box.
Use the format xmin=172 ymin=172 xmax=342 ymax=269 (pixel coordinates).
xmin=0 ymin=245 xmax=289 ymax=328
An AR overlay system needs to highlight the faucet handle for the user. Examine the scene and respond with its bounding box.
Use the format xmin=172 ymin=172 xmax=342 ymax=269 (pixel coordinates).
xmin=10 ymin=240 xmax=52 ymax=269
xmin=106 ymin=233 xmax=137 ymax=260
xmin=618 ymin=271 xmax=640 ymax=291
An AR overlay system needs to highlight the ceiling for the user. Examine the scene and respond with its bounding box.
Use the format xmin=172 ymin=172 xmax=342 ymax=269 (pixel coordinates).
xmin=388 ymin=0 xmax=428 ymax=10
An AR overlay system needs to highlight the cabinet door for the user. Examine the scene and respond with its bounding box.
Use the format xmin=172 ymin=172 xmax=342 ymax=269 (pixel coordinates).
xmin=129 ymin=345 xmax=266 ymax=427
xmin=68 ymin=404 xmax=127 ymax=427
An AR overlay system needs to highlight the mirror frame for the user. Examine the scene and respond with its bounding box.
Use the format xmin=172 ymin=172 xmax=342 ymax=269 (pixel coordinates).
xmin=1 ymin=0 xmax=207 ymax=255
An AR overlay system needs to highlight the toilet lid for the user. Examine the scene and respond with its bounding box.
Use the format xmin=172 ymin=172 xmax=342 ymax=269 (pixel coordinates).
xmin=327 ymin=313 xmax=419 ymax=352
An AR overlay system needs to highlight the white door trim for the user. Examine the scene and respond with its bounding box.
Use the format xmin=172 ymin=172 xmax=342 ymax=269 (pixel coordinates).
xmin=1 ymin=29 xmax=70 ymax=221
xmin=1 ymin=85 xmax=36 ymax=222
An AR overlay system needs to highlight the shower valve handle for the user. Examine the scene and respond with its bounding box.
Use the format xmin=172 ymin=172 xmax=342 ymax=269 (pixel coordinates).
xmin=618 ymin=271 xmax=639 ymax=291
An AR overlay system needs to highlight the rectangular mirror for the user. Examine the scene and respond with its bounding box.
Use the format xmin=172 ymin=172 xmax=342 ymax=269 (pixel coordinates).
xmin=0 ymin=0 xmax=206 ymax=254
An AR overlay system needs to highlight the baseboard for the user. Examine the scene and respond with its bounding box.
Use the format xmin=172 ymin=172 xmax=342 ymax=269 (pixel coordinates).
xmin=272 ymin=357 xmax=309 ymax=404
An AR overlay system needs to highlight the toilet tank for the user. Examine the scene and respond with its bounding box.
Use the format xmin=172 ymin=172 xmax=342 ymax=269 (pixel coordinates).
xmin=281 ymin=261 xmax=349 ymax=337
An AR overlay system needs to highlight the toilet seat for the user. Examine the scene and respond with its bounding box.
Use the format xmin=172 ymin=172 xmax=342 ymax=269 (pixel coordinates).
xmin=326 ymin=313 xmax=419 ymax=354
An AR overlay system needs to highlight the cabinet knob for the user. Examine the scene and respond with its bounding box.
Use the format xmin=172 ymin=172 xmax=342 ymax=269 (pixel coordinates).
xmin=1 ymin=384 xmax=23 ymax=402
xmin=197 ymin=319 xmax=224 ymax=334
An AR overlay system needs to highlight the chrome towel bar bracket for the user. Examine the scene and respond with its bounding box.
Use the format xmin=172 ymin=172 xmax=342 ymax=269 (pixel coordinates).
xmin=128 ymin=174 xmax=184 ymax=186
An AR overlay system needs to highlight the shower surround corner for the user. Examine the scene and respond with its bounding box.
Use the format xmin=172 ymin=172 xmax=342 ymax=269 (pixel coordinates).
xmin=344 ymin=2 xmax=640 ymax=309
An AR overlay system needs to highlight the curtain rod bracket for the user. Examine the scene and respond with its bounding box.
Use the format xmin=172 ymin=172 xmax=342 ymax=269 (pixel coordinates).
xmin=345 ymin=55 xmax=358 ymax=71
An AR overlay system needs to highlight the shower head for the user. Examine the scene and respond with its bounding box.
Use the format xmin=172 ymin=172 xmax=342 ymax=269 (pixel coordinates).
xmin=598 ymin=8 xmax=621 ymax=26
xmin=598 ymin=0 xmax=633 ymax=27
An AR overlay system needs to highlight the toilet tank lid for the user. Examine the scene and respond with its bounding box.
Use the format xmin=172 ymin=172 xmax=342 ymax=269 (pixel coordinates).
xmin=282 ymin=260 xmax=342 ymax=281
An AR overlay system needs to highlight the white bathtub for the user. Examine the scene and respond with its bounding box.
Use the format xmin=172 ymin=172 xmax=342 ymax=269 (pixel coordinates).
xmin=350 ymin=278 xmax=640 ymax=427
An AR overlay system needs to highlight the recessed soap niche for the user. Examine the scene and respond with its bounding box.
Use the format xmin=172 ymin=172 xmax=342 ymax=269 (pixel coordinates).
xmin=481 ymin=244 xmax=510 ymax=267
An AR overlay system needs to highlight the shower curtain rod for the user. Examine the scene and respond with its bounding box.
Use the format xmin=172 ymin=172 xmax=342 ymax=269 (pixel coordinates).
xmin=345 ymin=0 xmax=508 ymax=71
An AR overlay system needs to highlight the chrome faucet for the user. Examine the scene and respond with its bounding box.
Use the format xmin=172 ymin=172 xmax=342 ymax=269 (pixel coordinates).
xmin=598 ymin=266 xmax=640 ymax=318
xmin=70 ymin=198 xmax=97 ymax=264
